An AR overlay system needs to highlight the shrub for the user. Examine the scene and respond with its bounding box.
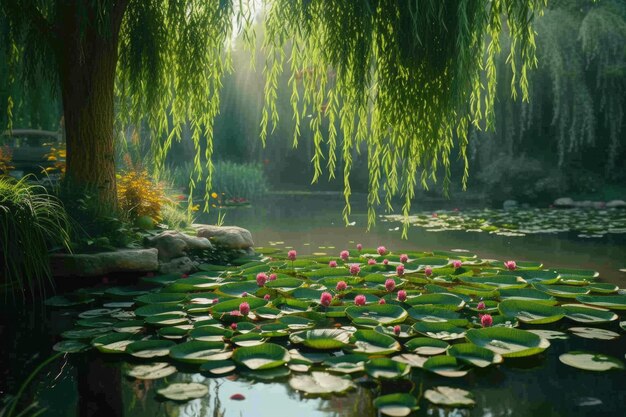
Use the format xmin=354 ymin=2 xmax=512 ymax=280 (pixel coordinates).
xmin=0 ymin=145 xmax=14 ymax=174
xmin=0 ymin=176 xmax=71 ymax=296
xmin=117 ymin=169 xmax=164 ymax=222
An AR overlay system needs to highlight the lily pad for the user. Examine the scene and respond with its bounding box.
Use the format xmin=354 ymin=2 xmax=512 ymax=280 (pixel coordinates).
xmin=345 ymin=304 xmax=408 ymax=325
xmin=157 ymin=383 xmax=208 ymax=401
xmin=125 ymin=362 xmax=177 ymax=380
xmin=559 ymin=351 xmax=624 ymax=371
xmin=576 ymin=295 xmax=626 ymax=310
xmin=569 ymin=327 xmax=620 ymax=340
xmin=232 ymin=343 xmax=290 ymax=370
xmin=373 ymin=393 xmax=419 ymax=417
xmin=289 ymin=372 xmax=355 ymax=395
xmin=169 ymin=340 xmax=229 ymax=363
xmin=322 ymin=354 xmax=368 ymax=374
xmin=289 ymin=329 xmax=351 ymax=349
xmin=562 ymin=304 xmax=618 ymax=323
xmin=404 ymin=337 xmax=449 ymax=355
xmin=424 ymin=386 xmax=475 ymax=407
xmin=412 ymin=322 xmax=466 ymax=340
xmin=405 ymin=293 xmax=465 ymax=310
xmin=498 ymin=299 xmax=565 ymax=324
xmin=126 ymin=340 xmax=175 ymax=358
xmin=348 ymin=329 xmax=401 ymax=355
xmin=465 ymin=327 xmax=550 ymax=358
xmin=199 ymin=360 xmax=237 ymax=375
xmin=53 ymin=340 xmax=90 ymax=353
xmin=447 ymin=343 xmax=503 ymax=367
xmin=364 ymin=358 xmax=411 ymax=379
xmin=423 ymin=356 xmax=468 ymax=377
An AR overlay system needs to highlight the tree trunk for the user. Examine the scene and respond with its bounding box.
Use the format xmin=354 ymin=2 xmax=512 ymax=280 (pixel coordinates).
xmin=55 ymin=1 xmax=128 ymax=213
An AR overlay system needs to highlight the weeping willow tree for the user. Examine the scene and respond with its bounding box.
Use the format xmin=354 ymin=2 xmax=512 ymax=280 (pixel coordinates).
xmin=476 ymin=0 xmax=626 ymax=191
xmin=1 ymin=0 xmax=546 ymax=227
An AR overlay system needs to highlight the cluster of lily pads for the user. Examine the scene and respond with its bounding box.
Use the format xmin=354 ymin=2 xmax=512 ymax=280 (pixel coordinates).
xmin=383 ymin=208 xmax=626 ymax=238
xmin=47 ymin=246 xmax=625 ymax=415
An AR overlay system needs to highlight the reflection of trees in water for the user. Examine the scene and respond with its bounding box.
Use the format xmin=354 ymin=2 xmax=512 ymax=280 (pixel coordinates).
xmin=313 ymin=386 xmax=376 ymax=417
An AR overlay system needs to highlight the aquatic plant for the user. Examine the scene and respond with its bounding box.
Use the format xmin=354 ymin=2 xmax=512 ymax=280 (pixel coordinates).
xmin=336 ymin=281 xmax=347 ymax=292
xmin=287 ymin=250 xmax=297 ymax=261
xmin=354 ymin=295 xmax=366 ymax=306
xmin=117 ymin=169 xmax=164 ymax=223
xmin=329 ymin=260 xmax=338 ymax=268
xmin=481 ymin=314 xmax=494 ymax=328
xmin=0 ymin=176 xmax=71 ymax=296
xmin=238 ymin=302 xmax=250 ymax=316
xmin=320 ymin=292 xmax=333 ymax=307
xmin=340 ymin=250 xmax=349 ymax=261
xmin=504 ymin=261 xmax=517 ymax=271
xmin=256 ymin=273 xmax=268 ymax=287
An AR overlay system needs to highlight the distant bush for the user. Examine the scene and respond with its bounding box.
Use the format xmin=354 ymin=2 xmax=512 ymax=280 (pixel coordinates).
xmin=117 ymin=169 xmax=164 ymax=222
xmin=0 ymin=176 xmax=71 ymax=295
xmin=168 ymin=160 xmax=270 ymax=201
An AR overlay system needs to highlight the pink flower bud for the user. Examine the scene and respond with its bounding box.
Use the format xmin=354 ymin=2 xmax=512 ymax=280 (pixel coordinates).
xmin=256 ymin=272 xmax=268 ymax=286
xmin=385 ymin=278 xmax=396 ymax=292
xmin=481 ymin=314 xmax=493 ymax=327
xmin=329 ymin=260 xmax=338 ymax=268
xmin=377 ymin=246 xmax=387 ymax=256
xmin=393 ymin=325 xmax=401 ymax=335
xmin=354 ymin=295 xmax=366 ymax=306
xmin=424 ymin=266 xmax=433 ymax=277
xmin=340 ymin=250 xmax=350 ymax=260
xmin=400 ymin=254 xmax=408 ymax=263
xmin=477 ymin=301 xmax=486 ymax=310
xmin=264 ymin=294 xmax=271 ymax=301
xmin=269 ymin=273 xmax=277 ymax=281
xmin=452 ymin=260 xmax=462 ymax=269
xmin=504 ymin=260 xmax=517 ymax=271
xmin=356 ymin=243 xmax=363 ymax=251
xmin=320 ymin=292 xmax=333 ymax=307
xmin=397 ymin=290 xmax=407 ymax=302
xmin=368 ymin=258 xmax=376 ymax=265
xmin=336 ymin=281 xmax=347 ymax=291
xmin=287 ymin=250 xmax=297 ymax=261
xmin=378 ymin=298 xmax=386 ymax=305
xmin=239 ymin=302 xmax=250 ymax=316
xmin=396 ymin=264 xmax=405 ymax=277
xmin=350 ymin=264 xmax=361 ymax=276
xmin=383 ymin=259 xmax=389 ymax=265
xmin=230 ymin=323 xmax=238 ymax=330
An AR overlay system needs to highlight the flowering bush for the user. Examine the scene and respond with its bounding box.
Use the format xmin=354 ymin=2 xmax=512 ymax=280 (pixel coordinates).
xmin=117 ymin=169 xmax=164 ymax=222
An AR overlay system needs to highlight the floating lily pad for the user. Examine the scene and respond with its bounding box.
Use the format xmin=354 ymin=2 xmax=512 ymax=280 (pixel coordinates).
xmin=289 ymin=329 xmax=351 ymax=349
xmin=322 ymin=354 xmax=368 ymax=374
xmin=365 ymin=358 xmax=411 ymax=379
xmin=348 ymin=330 xmax=401 ymax=355
xmin=561 ymin=304 xmax=618 ymax=323
xmin=412 ymin=322 xmax=466 ymax=341
xmin=169 ymin=340 xmax=229 ymax=363
xmin=211 ymin=298 xmax=267 ymax=315
xmin=46 ymin=294 xmax=95 ymax=307
xmin=569 ymin=327 xmax=620 ymax=340
xmin=199 ymin=360 xmax=237 ymax=375
xmin=53 ymin=340 xmax=90 ymax=353
xmin=125 ymin=362 xmax=177 ymax=380
xmin=134 ymin=303 xmax=184 ymax=317
xmin=465 ymin=327 xmax=550 ymax=358
xmin=232 ymin=343 xmax=290 ymax=370
xmin=404 ymin=337 xmax=449 ymax=355
xmin=61 ymin=327 xmax=111 ymax=340
xmin=499 ymin=288 xmax=557 ymax=305
xmin=189 ymin=326 xmax=229 ymax=342
xmin=135 ymin=293 xmax=187 ymax=305
xmin=559 ymin=351 xmax=624 ymax=371
xmin=447 ymin=343 xmax=503 ymax=367
xmin=231 ymin=332 xmax=267 ymax=347
xmin=405 ymin=293 xmax=465 ymax=310
xmin=534 ymin=283 xmax=590 ymax=299
xmin=289 ymin=372 xmax=355 ymax=395
xmin=345 ymin=304 xmax=408 ymax=325
xmin=576 ymin=295 xmax=626 ymax=310
xmin=407 ymin=306 xmax=468 ymax=326
xmin=498 ymin=299 xmax=565 ymax=324
xmin=373 ymin=393 xmax=419 ymax=417
xmin=423 ymin=356 xmax=468 ymax=377
xmin=126 ymin=340 xmax=175 ymax=358
xmin=157 ymin=383 xmax=208 ymax=401
xmin=424 ymin=386 xmax=475 ymax=407
xmin=92 ymin=332 xmax=140 ymax=353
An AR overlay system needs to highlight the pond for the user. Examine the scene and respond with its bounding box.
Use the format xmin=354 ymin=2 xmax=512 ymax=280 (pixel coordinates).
xmin=1 ymin=193 xmax=625 ymax=417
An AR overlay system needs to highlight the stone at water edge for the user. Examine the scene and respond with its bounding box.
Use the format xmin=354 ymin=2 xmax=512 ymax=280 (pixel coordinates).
xmin=146 ymin=230 xmax=213 ymax=261
xmin=194 ymin=224 xmax=254 ymax=250
xmin=502 ymin=200 xmax=518 ymax=210
xmin=50 ymin=248 xmax=158 ymax=277
xmin=606 ymin=200 xmax=626 ymax=209
xmin=553 ymin=197 xmax=574 ymax=208
xmin=159 ymin=256 xmax=197 ymax=275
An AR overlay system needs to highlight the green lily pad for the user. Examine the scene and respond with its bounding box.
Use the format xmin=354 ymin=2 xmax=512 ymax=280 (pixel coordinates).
xmin=231 ymin=332 xmax=267 ymax=347
xmin=373 ymin=393 xmax=419 ymax=417
xmin=135 ymin=293 xmax=186 ymax=305
xmin=211 ymin=297 xmax=267 ymax=315
xmin=465 ymin=327 xmax=550 ymax=358
xmin=265 ymin=278 xmax=305 ymax=292
xmin=169 ymin=340 xmax=229 ymax=363
xmin=405 ymin=293 xmax=465 ymax=310
xmin=232 ymin=343 xmax=290 ymax=370
xmin=499 ymin=288 xmax=557 ymax=305
xmin=424 ymin=386 xmax=475 ymax=407
xmin=322 ymin=354 xmax=369 ymax=374
xmin=279 ymin=316 xmax=316 ymax=330
xmin=61 ymin=327 xmax=111 ymax=340
xmin=533 ymin=283 xmax=590 ymax=299
xmin=157 ymin=383 xmax=208 ymax=401
xmin=348 ymin=330 xmax=401 ymax=355
xmin=412 ymin=322 xmax=466 ymax=340
xmin=199 ymin=360 xmax=236 ymax=375
xmin=345 ymin=304 xmax=408 ymax=325
xmin=576 ymin=295 xmax=626 ymax=310
xmin=407 ymin=306 xmax=468 ymax=326
xmin=447 ymin=343 xmax=503 ymax=367
xmin=53 ymin=340 xmax=90 ymax=353
xmin=126 ymin=340 xmax=175 ymax=358
xmin=586 ymin=283 xmax=619 ymax=294
xmin=289 ymin=329 xmax=351 ymax=349
xmin=365 ymin=358 xmax=411 ymax=379
xmin=568 ymin=327 xmax=620 ymax=340
xmin=45 ymin=294 xmax=95 ymax=307
xmin=498 ymin=299 xmax=565 ymax=324
xmin=423 ymin=356 xmax=468 ymax=377
xmin=145 ymin=313 xmax=189 ymax=327
xmin=562 ymin=304 xmax=618 ymax=323
xmin=92 ymin=332 xmax=140 ymax=353
xmin=404 ymin=337 xmax=449 ymax=355
xmin=134 ymin=303 xmax=184 ymax=317
xmin=289 ymin=372 xmax=355 ymax=395
xmin=189 ymin=326 xmax=230 ymax=342
xmin=559 ymin=351 xmax=624 ymax=371
xmin=125 ymin=362 xmax=177 ymax=380
xmin=217 ymin=281 xmax=261 ymax=297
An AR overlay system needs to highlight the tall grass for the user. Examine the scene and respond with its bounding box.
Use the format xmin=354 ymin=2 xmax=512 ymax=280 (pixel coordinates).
xmin=0 ymin=176 xmax=71 ymax=297
xmin=167 ymin=160 xmax=270 ymax=201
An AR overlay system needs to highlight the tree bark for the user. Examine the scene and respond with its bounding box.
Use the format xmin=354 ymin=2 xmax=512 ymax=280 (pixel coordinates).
xmin=55 ymin=0 xmax=128 ymax=212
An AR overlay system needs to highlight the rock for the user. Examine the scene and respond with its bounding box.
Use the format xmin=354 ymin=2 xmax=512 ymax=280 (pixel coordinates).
xmin=146 ymin=230 xmax=213 ymax=261
xmin=502 ymin=200 xmax=518 ymax=210
xmin=194 ymin=225 xmax=254 ymax=250
xmin=159 ymin=256 xmax=197 ymax=275
xmin=606 ymin=200 xmax=626 ymax=208
xmin=554 ymin=197 xmax=574 ymax=207
xmin=51 ymin=249 xmax=158 ymax=277
xmin=575 ymin=200 xmax=593 ymax=208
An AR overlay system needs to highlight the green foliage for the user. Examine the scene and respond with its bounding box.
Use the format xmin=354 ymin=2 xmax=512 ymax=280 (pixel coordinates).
xmin=0 ymin=176 xmax=70 ymax=296
xmin=2 ymin=1 xmax=547 ymax=234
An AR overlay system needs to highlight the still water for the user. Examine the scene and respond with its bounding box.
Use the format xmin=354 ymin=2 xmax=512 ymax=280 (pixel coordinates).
xmin=1 ymin=194 xmax=624 ymax=417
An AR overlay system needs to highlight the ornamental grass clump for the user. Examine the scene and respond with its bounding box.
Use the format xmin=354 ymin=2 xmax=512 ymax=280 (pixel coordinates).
xmin=0 ymin=176 xmax=71 ymax=296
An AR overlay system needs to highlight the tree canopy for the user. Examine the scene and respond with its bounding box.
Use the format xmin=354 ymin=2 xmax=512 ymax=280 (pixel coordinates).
xmin=2 ymin=0 xmax=546 ymax=232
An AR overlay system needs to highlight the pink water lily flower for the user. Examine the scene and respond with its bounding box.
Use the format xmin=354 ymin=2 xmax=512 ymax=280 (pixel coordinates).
xmin=481 ymin=314 xmax=493 ymax=327
xmin=354 ymin=294 xmax=366 ymax=306
xmin=287 ymin=250 xmax=297 ymax=261
xmin=256 ymin=272 xmax=268 ymax=286
xmin=452 ymin=260 xmax=462 ymax=269
xmin=212 ymin=298 xmax=219 ymax=304
xmin=239 ymin=302 xmax=250 ymax=316
xmin=393 ymin=325 xmax=401 ymax=335
xmin=356 ymin=243 xmax=363 ymax=251
xmin=336 ymin=281 xmax=347 ymax=291
xmin=378 ymin=298 xmax=386 ymax=305
xmin=424 ymin=266 xmax=433 ymax=277
xmin=396 ymin=264 xmax=405 ymax=276
xmin=350 ymin=264 xmax=361 ymax=276
xmin=269 ymin=273 xmax=277 ymax=281
xmin=397 ymin=290 xmax=407 ymax=302
xmin=340 ymin=250 xmax=350 ymax=260
xmin=320 ymin=292 xmax=333 ymax=307
xmin=264 ymin=294 xmax=271 ymax=301
xmin=400 ymin=254 xmax=409 ymax=263
xmin=477 ymin=301 xmax=486 ymax=310
xmin=385 ymin=278 xmax=396 ymax=292
xmin=367 ymin=258 xmax=377 ymax=265
xmin=383 ymin=259 xmax=389 ymax=265
xmin=504 ymin=260 xmax=517 ymax=271
xmin=231 ymin=323 xmax=238 ymax=330
xmin=377 ymin=246 xmax=387 ymax=256
xmin=329 ymin=260 xmax=338 ymax=268
xmin=241 ymin=292 xmax=248 ymax=297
